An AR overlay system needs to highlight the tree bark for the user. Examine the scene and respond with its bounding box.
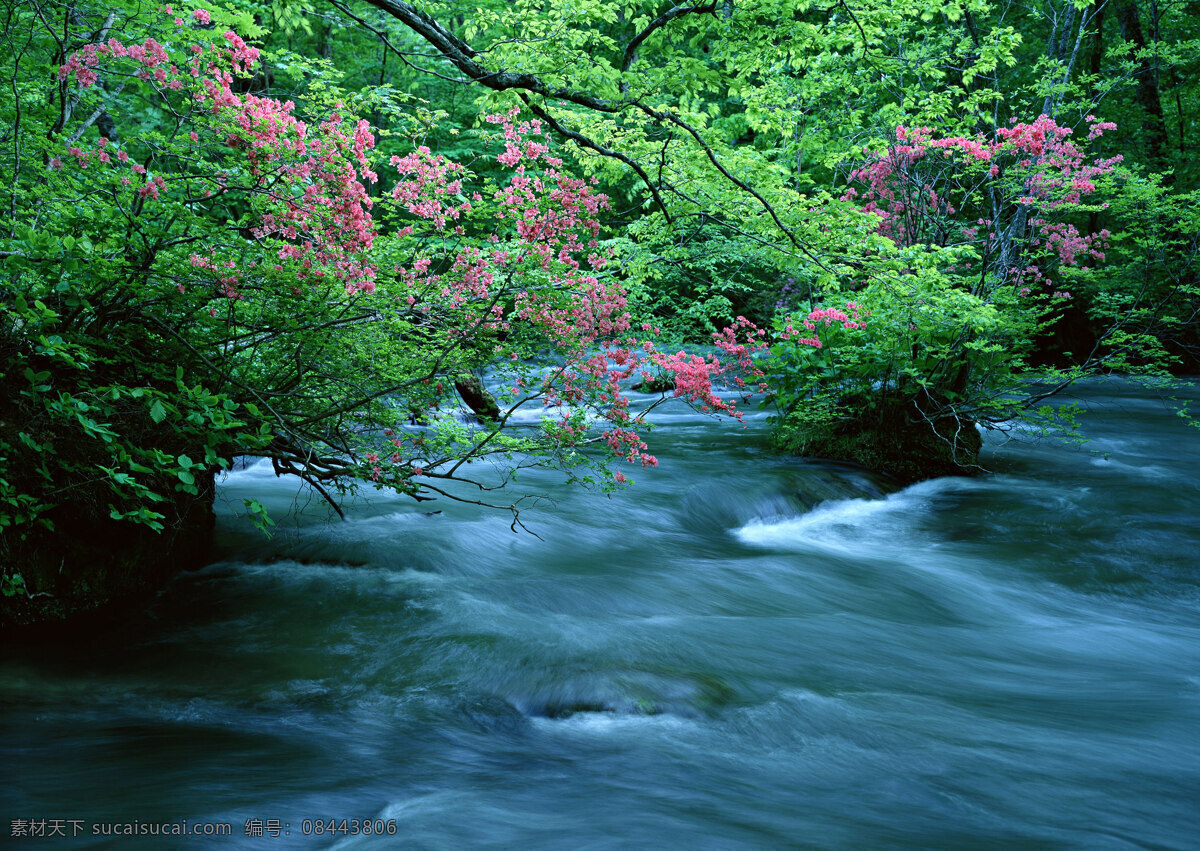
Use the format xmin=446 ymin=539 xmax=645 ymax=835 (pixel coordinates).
xmin=1114 ymin=0 xmax=1169 ymax=170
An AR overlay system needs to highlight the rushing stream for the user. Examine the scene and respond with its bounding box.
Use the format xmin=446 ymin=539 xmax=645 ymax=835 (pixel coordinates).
xmin=3 ymin=379 xmax=1199 ymax=848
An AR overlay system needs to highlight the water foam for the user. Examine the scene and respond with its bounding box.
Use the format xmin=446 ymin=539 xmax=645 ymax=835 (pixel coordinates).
xmin=734 ymin=479 xmax=963 ymax=554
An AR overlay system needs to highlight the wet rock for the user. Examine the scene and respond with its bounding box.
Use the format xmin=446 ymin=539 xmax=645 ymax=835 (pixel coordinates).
xmin=454 ymin=374 xmax=500 ymax=421
xmin=790 ymin=463 xmax=898 ymax=510
xmin=632 ymin=372 xmax=675 ymax=393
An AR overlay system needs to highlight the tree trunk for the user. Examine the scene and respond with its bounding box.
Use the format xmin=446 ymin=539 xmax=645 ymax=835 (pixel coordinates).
xmin=1114 ymin=0 xmax=1169 ymax=170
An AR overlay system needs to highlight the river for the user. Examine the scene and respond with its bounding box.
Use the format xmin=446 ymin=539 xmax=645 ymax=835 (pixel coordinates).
xmin=2 ymin=379 xmax=1198 ymax=848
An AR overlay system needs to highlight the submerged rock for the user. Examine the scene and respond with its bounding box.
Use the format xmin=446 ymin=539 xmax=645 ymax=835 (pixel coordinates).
xmin=789 ymin=462 xmax=898 ymax=510
xmin=503 ymin=671 xmax=736 ymax=720
xmin=680 ymin=461 xmax=897 ymax=533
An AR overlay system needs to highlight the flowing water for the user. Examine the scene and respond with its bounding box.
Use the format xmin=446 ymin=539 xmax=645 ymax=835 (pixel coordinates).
xmin=3 ymin=379 xmax=1199 ymax=848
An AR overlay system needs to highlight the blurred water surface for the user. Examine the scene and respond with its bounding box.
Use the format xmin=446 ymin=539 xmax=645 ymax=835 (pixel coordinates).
xmin=3 ymin=379 xmax=1198 ymax=848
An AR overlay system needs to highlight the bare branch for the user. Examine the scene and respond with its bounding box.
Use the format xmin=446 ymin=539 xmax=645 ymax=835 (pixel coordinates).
xmin=64 ymin=82 xmax=127 ymax=146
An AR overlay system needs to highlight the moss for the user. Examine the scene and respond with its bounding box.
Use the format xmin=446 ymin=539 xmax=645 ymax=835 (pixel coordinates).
xmin=454 ymin=374 xmax=500 ymax=421
xmin=775 ymin=400 xmax=983 ymax=485
xmin=632 ymin=372 xmax=675 ymax=393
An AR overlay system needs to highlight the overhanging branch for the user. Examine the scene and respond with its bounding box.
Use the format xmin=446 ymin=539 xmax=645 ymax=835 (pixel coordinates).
xmin=517 ymin=94 xmax=672 ymax=220
xmin=621 ymin=2 xmax=717 ymax=74
xmin=350 ymin=0 xmax=825 ymax=259
xmin=360 ymin=0 xmax=620 ymax=112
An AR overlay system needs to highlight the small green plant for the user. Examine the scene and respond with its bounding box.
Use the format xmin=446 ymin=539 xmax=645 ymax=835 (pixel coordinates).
xmin=242 ymin=499 xmax=277 ymax=538
xmin=2 ymin=573 xmax=28 ymax=598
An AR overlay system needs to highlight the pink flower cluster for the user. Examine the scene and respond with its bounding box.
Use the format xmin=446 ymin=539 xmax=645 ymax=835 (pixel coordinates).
xmin=56 ymin=10 xmax=379 ymax=296
xmin=778 ymin=302 xmax=867 ymax=348
xmin=844 ymin=114 xmax=1121 ymax=303
xmin=378 ymin=113 xmax=767 ymax=476
xmin=57 ymin=22 xmax=766 ymax=485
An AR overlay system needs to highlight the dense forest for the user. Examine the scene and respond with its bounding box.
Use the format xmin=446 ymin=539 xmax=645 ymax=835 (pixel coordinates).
xmin=2 ymin=0 xmax=1198 ymax=621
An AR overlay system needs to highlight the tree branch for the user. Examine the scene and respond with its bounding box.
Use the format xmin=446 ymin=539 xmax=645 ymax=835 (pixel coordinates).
xmin=353 ymin=0 xmax=826 ymax=256
xmin=360 ymin=0 xmax=619 ymax=112
xmin=621 ymin=2 xmax=717 ymax=74
xmin=64 ymin=82 xmax=127 ymax=146
xmin=517 ymin=94 xmax=672 ymax=220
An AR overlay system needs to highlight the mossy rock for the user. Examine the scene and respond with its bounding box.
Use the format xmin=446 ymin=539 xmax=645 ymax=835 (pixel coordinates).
xmin=454 ymin=374 xmax=500 ymax=421
xmin=632 ymin=372 xmax=675 ymax=393
xmin=777 ymin=402 xmax=983 ymax=485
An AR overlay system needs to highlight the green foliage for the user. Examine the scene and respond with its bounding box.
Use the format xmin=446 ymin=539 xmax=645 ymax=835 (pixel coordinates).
xmin=762 ymin=256 xmax=1017 ymax=479
xmin=0 ymin=1 xmax=382 ymax=551
xmin=242 ymin=498 xmax=277 ymax=537
xmin=1 ymin=573 xmax=28 ymax=598
xmin=5 ymin=0 xmax=1200 ymax=579
xmin=1072 ymin=171 xmax=1200 ymax=371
